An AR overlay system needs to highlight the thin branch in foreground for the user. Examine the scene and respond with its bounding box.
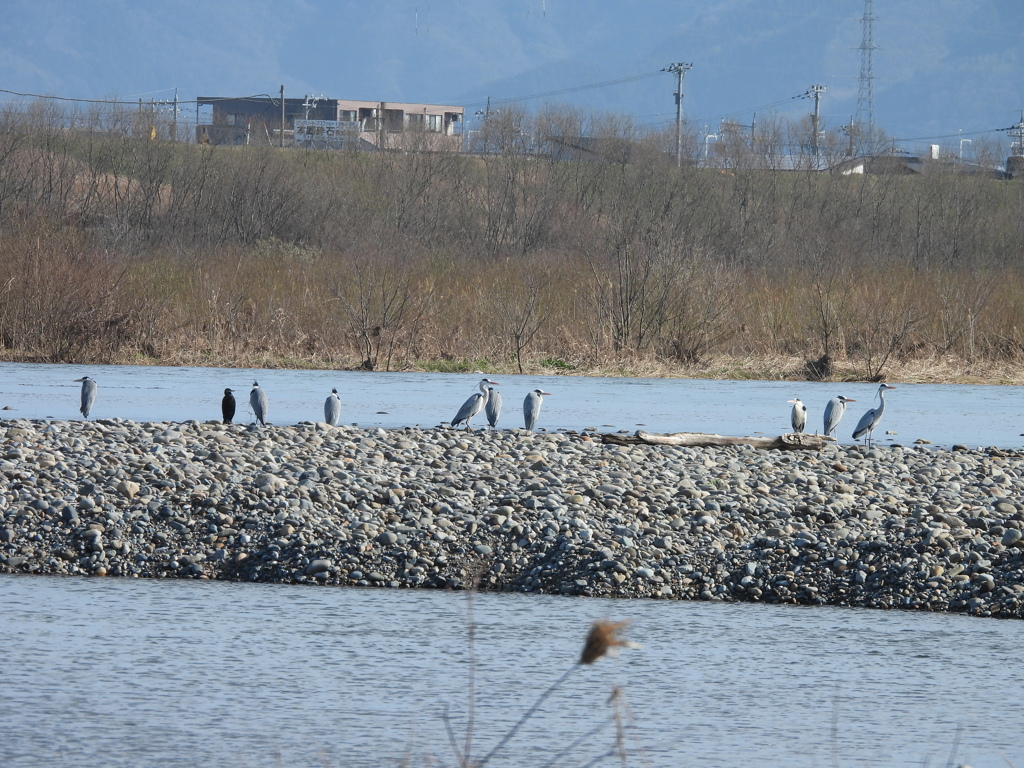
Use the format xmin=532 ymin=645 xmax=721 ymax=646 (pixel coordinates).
xmin=475 ymin=665 xmax=578 ymax=768
xmin=537 ymin=713 xmax=617 ymax=768
xmin=441 ymin=703 xmax=465 ymax=767
xmin=476 ymin=618 xmax=638 ymax=768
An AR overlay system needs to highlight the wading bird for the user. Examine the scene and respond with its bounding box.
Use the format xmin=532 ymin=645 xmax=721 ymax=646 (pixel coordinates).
xmin=221 ymin=388 xmax=236 ymax=424
xmin=485 ymin=386 xmax=502 ymax=429
xmin=250 ymin=381 xmax=268 ymax=426
xmin=823 ymin=395 xmax=856 ymax=439
xmin=324 ymin=388 xmax=341 ymax=426
xmin=524 ymin=389 xmax=551 ymax=431
xmin=74 ymin=376 xmax=97 ymax=419
xmin=451 ymin=378 xmax=500 ymax=430
xmin=852 ymin=384 xmax=897 ymax=447
xmin=787 ymin=397 xmax=807 ymax=433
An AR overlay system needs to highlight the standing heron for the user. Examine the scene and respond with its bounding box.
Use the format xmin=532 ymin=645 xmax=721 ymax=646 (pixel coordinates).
xmin=524 ymin=389 xmax=551 ymax=431
xmin=485 ymin=386 xmax=502 ymax=429
xmin=324 ymin=388 xmax=341 ymax=426
xmin=451 ymin=378 xmax=500 ymax=430
xmin=74 ymin=377 xmax=97 ymax=419
xmin=221 ymin=388 xmax=236 ymax=424
xmin=250 ymin=381 xmax=268 ymax=426
xmin=852 ymin=384 xmax=897 ymax=446
xmin=787 ymin=398 xmax=807 ymax=434
xmin=823 ymin=395 xmax=856 ymax=439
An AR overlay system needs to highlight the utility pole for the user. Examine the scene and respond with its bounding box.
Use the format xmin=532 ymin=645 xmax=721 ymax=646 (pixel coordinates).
xmin=1013 ymin=112 xmax=1024 ymax=156
xmin=662 ymin=62 xmax=692 ymax=167
xmin=808 ymin=84 xmax=825 ymax=164
xmin=841 ymin=115 xmax=857 ymax=157
xmin=172 ymin=87 xmax=178 ymax=142
xmin=280 ymin=85 xmax=285 ymax=148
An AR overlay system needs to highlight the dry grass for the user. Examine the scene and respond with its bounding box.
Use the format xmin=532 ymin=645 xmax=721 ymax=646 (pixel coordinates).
xmin=5 ymin=104 xmax=1024 ymax=384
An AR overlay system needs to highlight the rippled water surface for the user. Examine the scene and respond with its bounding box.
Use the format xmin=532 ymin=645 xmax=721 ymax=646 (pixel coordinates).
xmin=2 ymin=361 xmax=1024 ymax=446
xmin=1 ymin=575 xmax=1022 ymax=768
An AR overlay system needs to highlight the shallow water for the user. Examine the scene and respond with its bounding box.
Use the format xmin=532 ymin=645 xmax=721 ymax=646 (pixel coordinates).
xmin=1 ymin=575 xmax=1021 ymax=768
xmin=2 ymin=361 xmax=1024 ymax=446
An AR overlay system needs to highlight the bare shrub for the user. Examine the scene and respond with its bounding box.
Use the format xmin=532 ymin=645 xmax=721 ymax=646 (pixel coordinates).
xmin=493 ymin=255 xmax=553 ymax=373
xmin=845 ymin=270 xmax=923 ymax=381
xmin=660 ymin=255 xmax=740 ymax=365
xmin=329 ymin=238 xmax=434 ymax=371
xmin=0 ymin=215 xmax=130 ymax=361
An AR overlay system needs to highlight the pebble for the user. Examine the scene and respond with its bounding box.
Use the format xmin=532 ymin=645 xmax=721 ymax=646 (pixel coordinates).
xmin=1 ymin=418 xmax=1022 ymax=619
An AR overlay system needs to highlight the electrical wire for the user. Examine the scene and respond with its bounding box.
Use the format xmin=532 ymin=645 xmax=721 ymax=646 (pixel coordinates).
xmin=457 ymin=70 xmax=663 ymax=110
xmin=689 ymin=91 xmax=810 ymax=129
xmin=0 ymin=87 xmax=283 ymax=107
xmin=891 ymin=126 xmax=1016 ymax=144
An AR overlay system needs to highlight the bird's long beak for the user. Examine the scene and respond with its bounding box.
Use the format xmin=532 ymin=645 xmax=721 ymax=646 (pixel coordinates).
xmin=787 ymin=399 xmax=798 ymax=404
xmin=540 ymin=391 xmax=551 ymax=395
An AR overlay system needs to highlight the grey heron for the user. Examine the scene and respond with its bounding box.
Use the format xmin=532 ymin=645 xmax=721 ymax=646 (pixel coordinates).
xmin=485 ymin=386 xmax=502 ymax=429
xmin=250 ymin=381 xmax=268 ymax=426
xmin=74 ymin=376 xmax=97 ymax=419
xmin=823 ymin=395 xmax=856 ymax=438
xmin=324 ymin=388 xmax=341 ymax=426
xmin=451 ymin=378 xmax=500 ymax=430
xmin=222 ymin=388 xmax=236 ymax=424
xmin=524 ymin=389 xmax=551 ymax=431
xmin=852 ymin=384 xmax=896 ymax=446
xmin=787 ymin=398 xmax=807 ymax=433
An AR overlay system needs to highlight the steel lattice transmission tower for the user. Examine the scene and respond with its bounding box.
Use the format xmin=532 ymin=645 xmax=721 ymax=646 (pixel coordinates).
xmin=854 ymin=0 xmax=878 ymax=147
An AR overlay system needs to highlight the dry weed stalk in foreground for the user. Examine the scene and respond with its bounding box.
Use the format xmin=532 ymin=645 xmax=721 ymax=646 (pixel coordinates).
xmin=580 ymin=619 xmax=638 ymax=665
xmin=470 ymin=617 xmax=638 ymax=768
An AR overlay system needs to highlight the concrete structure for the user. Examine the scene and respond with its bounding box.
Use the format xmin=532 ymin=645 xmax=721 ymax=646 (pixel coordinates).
xmin=832 ymin=153 xmax=1004 ymax=178
xmin=196 ymin=95 xmax=464 ymax=150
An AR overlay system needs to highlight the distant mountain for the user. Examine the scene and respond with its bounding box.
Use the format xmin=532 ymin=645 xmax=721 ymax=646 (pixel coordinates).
xmin=2 ymin=0 xmax=1022 ymax=157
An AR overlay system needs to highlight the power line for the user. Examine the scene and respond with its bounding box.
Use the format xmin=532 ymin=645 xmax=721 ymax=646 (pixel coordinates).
xmin=891 ymin=127 xmax=1012 ymax=143
xmin=687 ymin=91 xmax=808 ymax=131
xmin=0 ymin=87 xmax=281 ymax=107
xmin=458 ymin=70 xmax=663 ymax=110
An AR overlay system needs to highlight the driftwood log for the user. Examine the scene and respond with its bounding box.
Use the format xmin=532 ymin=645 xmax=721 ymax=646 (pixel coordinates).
xmin=600 ymin=430 xmax=836 ymax=451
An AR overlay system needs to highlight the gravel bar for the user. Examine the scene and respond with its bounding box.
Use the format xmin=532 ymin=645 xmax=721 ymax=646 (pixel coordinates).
xmin=2 ymin=418 xmax=1023 ymax=619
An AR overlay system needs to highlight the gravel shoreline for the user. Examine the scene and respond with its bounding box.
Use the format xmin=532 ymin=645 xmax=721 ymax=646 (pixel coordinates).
xmin=2 ymin=418 xmax=1023 ymax=619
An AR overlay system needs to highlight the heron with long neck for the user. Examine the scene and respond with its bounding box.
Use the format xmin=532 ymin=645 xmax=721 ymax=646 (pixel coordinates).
xmin=451 ymin=378 xmax=500 ymax=430
xmin=524 ymin=389 xmax=551 ymax=431
xmin=852 ymin=384 xmax=897 ymax=446
xmin=823 ymin=395 xmax=856 ymax=439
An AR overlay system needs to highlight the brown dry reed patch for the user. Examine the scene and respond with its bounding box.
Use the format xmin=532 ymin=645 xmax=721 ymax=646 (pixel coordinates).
xmin=4 ymin=99 xmax=1024 ymax=383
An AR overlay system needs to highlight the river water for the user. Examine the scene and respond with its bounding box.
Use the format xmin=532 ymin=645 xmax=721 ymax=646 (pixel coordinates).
xmin=1 ymin=575 xmax=1021 ymax=768
xmin=2 ymin=361 xmax=1024 ymax=446
xmin=3 ymin=363 xmax=1024 ymax=766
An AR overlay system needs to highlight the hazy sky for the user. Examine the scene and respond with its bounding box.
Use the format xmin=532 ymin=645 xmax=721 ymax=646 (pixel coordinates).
xmin=2 ymin=0 xmax=1022 ymax=155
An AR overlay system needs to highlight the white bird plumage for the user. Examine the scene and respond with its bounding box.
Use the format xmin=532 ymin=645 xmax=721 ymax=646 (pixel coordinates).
xmin=852 ymin=384 xmax=896 ymax=446
xmin=250 ymin=381 xmax=269 ymax=426
xmin=324 ymin=388 xmax=341 ymax=426
xmin=787 ymin=398 xmax=806 ymax=433
xmin=524 ymin=389 xmax=551 ymax=431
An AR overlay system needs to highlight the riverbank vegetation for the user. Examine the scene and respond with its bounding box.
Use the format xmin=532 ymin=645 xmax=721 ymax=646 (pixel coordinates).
xmin=1 ymin=100 xmax=1022 ymax=383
